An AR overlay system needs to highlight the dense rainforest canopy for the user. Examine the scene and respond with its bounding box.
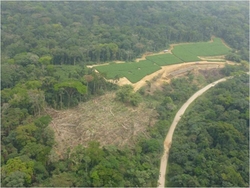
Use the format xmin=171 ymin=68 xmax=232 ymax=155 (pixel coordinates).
xmin=1 ymin=1 xmax=249 ymax=187
xmin=1 ymin=1 xmax=249 ymax=65
xmin=167 ymin=74 xmax=249 ymax=187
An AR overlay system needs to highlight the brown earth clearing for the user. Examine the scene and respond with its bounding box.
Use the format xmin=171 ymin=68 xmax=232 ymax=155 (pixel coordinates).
xmin=47 ymin=93 xmax=158 ymax=157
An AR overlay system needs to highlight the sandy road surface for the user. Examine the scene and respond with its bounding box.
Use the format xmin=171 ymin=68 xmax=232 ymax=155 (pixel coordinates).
xmin=157 ymin=76 xmax=231 ymax=187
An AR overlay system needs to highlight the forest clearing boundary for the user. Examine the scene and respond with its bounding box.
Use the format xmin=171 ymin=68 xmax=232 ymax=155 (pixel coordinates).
xmin=90 ymin=37 xmax=231 ymax=85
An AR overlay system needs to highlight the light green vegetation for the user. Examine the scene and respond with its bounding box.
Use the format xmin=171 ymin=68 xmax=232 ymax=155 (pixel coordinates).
xmin=146 ymin=54 xmax=183 ymax=66
xmin=95 ymin=60 xmax=161 ymax=83
xmin=95 ymin=38 xmax=231 ymax=83
xmin=171 ymin=46 xmax=201 ymax=62
xmin=172 ymin=38 xmax=231 ymax=62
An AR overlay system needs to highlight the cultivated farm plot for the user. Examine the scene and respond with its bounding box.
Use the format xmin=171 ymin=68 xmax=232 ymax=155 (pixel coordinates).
xmin=190 ymin=38 xmax=231 ymax=56
xmin=95 ymin=60 xmax=161 ymax=83
xmin=172 ymin=38 xmax=231 ymax=62
xmin=95 ymin=37 xmax=230 ymax=83
xmin=146 ymin=54 xmax=183 ymax=66
xmin=171 ymin=45 xmax=201 ymax=62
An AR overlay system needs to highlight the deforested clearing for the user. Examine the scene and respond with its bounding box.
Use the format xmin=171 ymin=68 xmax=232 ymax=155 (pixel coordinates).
xmin=47 ymin=92 xmax=158 ymax=155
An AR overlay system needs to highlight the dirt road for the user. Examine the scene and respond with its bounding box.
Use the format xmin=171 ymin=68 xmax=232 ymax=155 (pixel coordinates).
xmin=157 ymin=76 xmax=231 ymax=187
xmin=112 ymin=61 xmax=235 ymax=92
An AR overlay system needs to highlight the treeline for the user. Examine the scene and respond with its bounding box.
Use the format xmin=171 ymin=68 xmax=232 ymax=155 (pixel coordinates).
xmin=166 ymin=73 xmax=249 ymax=187
xmin=1 ymin=57 xmax=118 ymax=108
xmin=1 ymin=1 xmax=249 ymax=186
xmin=1 ymin=64 xmax=248 ymax=186
xmin=1 ymin=1 xmax=249 ymax=66
xmin=1 ymin=110 xmax=162 ymax=187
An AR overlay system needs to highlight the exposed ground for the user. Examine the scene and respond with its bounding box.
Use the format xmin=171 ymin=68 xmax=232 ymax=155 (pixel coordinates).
xmin=47 ymin=93 xmax=158 ymax=157
xmin=111 ymin=61 xmax=236 ymax=92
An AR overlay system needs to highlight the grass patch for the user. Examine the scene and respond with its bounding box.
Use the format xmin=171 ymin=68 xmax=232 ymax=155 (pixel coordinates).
xmin=95 ymin=60 xmax=161 ymax=83
xmin=172 ymin=45 xmax=201 ymax=62
xmin=146 ymin=54 xmax=183 ymax=66
xmin=172 ymin=38 xmax=230 ymax=62
xmin=95 ymin=37 xmax=230 ymax=82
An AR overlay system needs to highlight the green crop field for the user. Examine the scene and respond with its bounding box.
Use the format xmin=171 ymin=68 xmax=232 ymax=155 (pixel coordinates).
xmin=187 ymin=38 xmax=231 ymax=56
xmin=95 ymin=37 xmax=230 ymax=83
xmin=146 ymin=54 xmax=183 ymax=66
xmin=172 ymin=37 xmax=231 ymax=62
xmin=171 ymin=45 xmax=201 ymax=62
xmin=95 ymin=60 xmax=161 ymax=83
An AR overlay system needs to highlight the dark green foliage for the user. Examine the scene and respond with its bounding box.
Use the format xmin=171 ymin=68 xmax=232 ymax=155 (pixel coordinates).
xmin=115 ymin=85 xmax=142 ymax=106
xmin=2 ymin=171 xmax=27 ymax=187
xmin=1 ymin=2 xmax=248 ymax=64
xmin=54 ymin=80 xmax=87 ymax=107
xmin=1 ymin=157 xmax=35 ymax=186
xmin=38 ymin=140 xmax=161 ymax=187
xmin=1 ymin=1 xmax=249 ymax=187
xmin=220 ymin=64 xmax=248 ymax=76
xmin=167 ymin=74 xmax=249 ymax=187
xmin=1 ymin=64 xmax=22 ymax=89
xmin=140 ymin=139 xmax=162 ymax=153
xmin=33 ymin=162 xmax=49 ymax=183
xmin=34 ymin=115 xmax=52 ymax=129
xmin=225 ymin=52 xmax=241 ymax=62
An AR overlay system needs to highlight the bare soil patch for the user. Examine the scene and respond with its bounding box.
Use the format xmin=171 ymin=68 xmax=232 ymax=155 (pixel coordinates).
xmin=114 ymin=61 xmax=235 ymax=92
xmin=47 ymin=93 xmax=158 ymax=156
xmin=197 ymin=55 xmax=226 ymax=61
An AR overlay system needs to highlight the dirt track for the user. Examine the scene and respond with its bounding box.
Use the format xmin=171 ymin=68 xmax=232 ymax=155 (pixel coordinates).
xmin=157 ymin=76 xmax=231 ymax=187
xmin=113 ymin=61 xmax=235 ymax=91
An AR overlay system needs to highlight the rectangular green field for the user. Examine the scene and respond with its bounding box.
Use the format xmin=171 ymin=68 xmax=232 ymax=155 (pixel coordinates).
xmin=146 ymin=54 xmax=183 ymax=66
xmin=95 ymin=62 xmax=137 ymax=79
xmin=181 ymin=38 xmax=230 ymax=56
xmin=172 ymin=45 xmax=201 ymax=62
xmin=172 ymin=37 xmax=231 ymax=62
xmin=95 ymin=61 xmax=161 ymax=83
xmin=95 ymin=37 xmax=230 ymax=83
xmin=123 ymin=66 xmax=161 ymax=83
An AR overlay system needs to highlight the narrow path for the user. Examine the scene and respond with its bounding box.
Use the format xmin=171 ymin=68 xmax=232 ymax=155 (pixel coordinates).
xmin=157 ymin=76 xmax=232 ymax=187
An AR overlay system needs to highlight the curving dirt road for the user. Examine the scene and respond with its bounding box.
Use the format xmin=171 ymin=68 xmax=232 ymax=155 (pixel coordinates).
xmin=157 ymin=76 xmax=232 ymax=187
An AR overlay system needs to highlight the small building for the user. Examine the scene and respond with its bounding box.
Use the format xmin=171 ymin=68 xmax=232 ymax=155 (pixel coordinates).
xmin=164 ymin=50 xmax=168 ymax=53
